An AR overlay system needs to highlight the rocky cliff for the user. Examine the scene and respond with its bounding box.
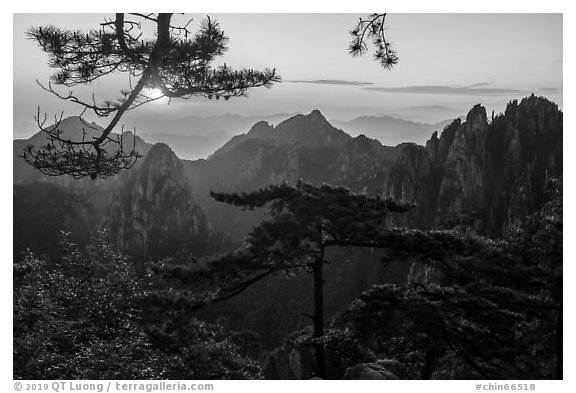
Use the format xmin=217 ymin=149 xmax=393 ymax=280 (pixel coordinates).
xmin=14 ymin=119 xmax=210 ymax=263
xmin=387 ymin=95 xmax=562 ymax=234
xmin=103 ymin=143 xmax=209 ymax=261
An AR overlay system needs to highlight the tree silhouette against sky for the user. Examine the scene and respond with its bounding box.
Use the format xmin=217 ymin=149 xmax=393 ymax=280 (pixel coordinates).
xmin=23 ymin=13 xmax=280 ymax=179
xmin=22 ymin=12 xmax=395 ymax=180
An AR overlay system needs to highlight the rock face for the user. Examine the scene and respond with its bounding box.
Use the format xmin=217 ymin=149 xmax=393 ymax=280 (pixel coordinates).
xmin=344 ymin=363 xmax=399 ymax=380
xmin=387 ymin=143 xmax=442 ymax=228
xmin=103 ymin=143 xmax=209 ymax=260
xmin=14 ymin=137 xmax=210 ymax=264
xmin=387 ymin=95 xmax=562 ymax=234
xmin=437 ymin=105 xmax=489 ymax=219
xmin=263 ymin=346 xmax=316 ymax=380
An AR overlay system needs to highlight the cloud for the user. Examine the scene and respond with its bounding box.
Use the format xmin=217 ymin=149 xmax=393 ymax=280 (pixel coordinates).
xmin=287 ymin=79 xmax=374 ymax=86
xmin=363 ymin=84 xmax=524 ymax=96
xmin=464 ymin=82 xmax=492 ymax=88
xmin=536 ymin=87 xmax=562 ymax=94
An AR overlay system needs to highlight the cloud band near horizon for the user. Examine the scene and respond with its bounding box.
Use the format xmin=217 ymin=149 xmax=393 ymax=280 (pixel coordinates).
xmin=363 ymin=85 xmax=526 ymax=96
xmin=287 ymin=79 xmax=374 ymax=86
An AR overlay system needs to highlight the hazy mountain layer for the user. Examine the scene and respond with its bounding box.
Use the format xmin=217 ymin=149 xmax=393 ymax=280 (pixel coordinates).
xmin=140 ymin=132 xmax=230 ymax=160
xmin=331 ymin=115 xmax=453 ymax=146
xmin=183 ymin=96 xmax=562 ymax=241
xmin=13 ymin=96 xmax=562 ymax=347
xmin=183 ymin=110 xmax=407 ymax=242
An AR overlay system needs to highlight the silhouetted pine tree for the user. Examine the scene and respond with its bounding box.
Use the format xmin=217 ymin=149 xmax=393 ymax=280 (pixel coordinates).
xmin=23 ymin=13 xmax=279 ymax=179
xmin=150 ymin=180 xmax=414 ymax=378
xmin=349 ymin=13 xmax=398 ymax=69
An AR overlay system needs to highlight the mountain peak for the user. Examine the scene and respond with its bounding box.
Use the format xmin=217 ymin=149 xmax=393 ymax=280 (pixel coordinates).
xmin=277 ymin=109 xmax=331 ymax=129
xmin=304 ymin=109 xmax=331 ymax=125
xmin=466 ymin=104 xmax=487 ymax=125
xmin=146 ymin=142 xmax=178 ymax=160
xmin=48 ymin=116 xmax=103 ymax=131
xmin=308 ymin=109 xmax=325 ymax=119
xmin=269 ymin=110 xmax=350 ymax=148
xmin=247 ymin=121 xmax=274 ymax=137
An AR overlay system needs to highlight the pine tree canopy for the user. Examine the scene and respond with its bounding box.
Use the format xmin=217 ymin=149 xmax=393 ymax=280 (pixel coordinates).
xmin=23 ymin=13 xmax=280 ymax=179
xmin=211 ymin=181 xmax=415 ymax=243
xmin=150 ymin=182 xmax=413 ymax=308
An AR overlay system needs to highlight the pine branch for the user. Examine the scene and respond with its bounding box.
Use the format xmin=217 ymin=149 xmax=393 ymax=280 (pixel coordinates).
xmin=25 ymin=13 xmax=281 ymax=179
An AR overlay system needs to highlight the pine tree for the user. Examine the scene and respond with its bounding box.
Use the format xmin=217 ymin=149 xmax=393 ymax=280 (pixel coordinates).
xmin=151 ymin=181 xmax=414 ymax=378
xmin=22 ymin=13 xmax=280 ymax=179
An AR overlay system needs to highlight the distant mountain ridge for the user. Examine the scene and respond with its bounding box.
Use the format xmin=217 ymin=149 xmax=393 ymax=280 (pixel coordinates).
xmin=183 ymin=110 xmax=409 ymax=241
xmin=13 ymin=95 xmax=562 ymax=254
xmin=212 ymin=110 xmax=350 ymax=157
xmin=13 ymin=116 xmax=152 ymax=187
xmin=331 ymin=115 xmax=454 ymax=146
xmin=181 ymin=96 xmax=561 ymax=241
xmin=123 ymin=112 xmax=296 ymax=159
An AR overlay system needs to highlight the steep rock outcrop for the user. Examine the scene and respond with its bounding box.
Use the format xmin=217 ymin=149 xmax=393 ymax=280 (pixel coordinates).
xmin=344 ymin=363 xmax=399 ymax=380
xmin=103 ymin=143 xmax=209 ymax=260
xmin=387 ymin=143 xmax=442 ymax=227
xmin=485 ymin=95 xmax=562 ymax=231
xmin=436 ymin=104 xmax=489 ymax=224
xmin=385 ymin=95 xmax=562 ymax=234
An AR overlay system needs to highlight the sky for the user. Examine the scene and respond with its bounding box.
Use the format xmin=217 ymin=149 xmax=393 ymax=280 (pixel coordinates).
xmin=13 ymin=13 xmax=563 ymax=139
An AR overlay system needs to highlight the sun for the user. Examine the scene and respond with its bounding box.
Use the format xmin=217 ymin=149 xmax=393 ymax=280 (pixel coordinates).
xmin=145 ymin=87 xmax=165 ymax=100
